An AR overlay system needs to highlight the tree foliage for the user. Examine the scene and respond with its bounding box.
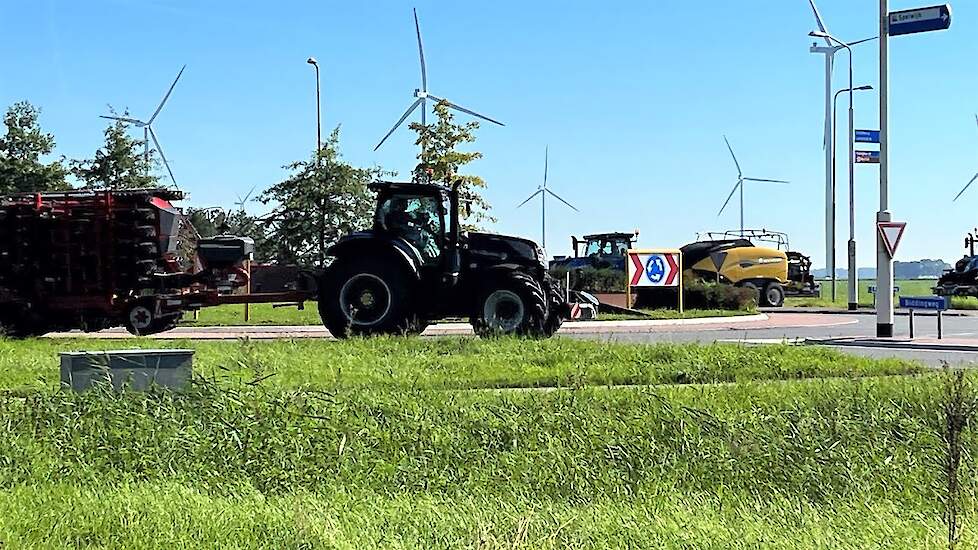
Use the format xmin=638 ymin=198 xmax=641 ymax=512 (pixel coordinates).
xmin=410 ymin=100 xmax=493 ymax=228
xmin=71 ymin=114 xmax=160 ymax=190
xmin=0 ymin=101 xmax=67 ymax=194
xmin=259 ymin=127 xmax=380 ymax=266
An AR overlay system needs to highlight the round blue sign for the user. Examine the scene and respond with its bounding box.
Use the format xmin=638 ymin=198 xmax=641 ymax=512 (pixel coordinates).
xmin=645 ymin=255 xmax=665 ymax=283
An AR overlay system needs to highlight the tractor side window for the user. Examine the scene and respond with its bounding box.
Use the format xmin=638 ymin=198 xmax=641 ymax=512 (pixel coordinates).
xmin=378 ymin=194 xmax=443 ymax=264
xmin=585 ymin=240 xmax=601 ymax=256
xmin=600 ymin=241 xmax=614 ymax=255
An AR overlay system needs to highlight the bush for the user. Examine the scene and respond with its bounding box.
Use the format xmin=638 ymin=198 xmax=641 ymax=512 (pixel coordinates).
xmin=633 ymin=279 xmax=757 ymax=311
xmin=549 ymin=266 xmax=625 ymax=293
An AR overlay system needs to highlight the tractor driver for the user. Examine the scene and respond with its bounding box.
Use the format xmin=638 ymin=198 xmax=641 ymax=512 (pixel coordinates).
xmin=383 ymin=196 xmax=441 ymax=263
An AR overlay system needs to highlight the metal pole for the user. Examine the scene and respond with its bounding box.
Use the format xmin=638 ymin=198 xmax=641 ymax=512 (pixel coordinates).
xmin=844 ymin=43 xmax=858 ymax=312
xmin=938 ymin=310 xmax=943 ymax=340
xmin=832 ymin=89 xmax=841 ymax=303
xmin=877 ymin=0 xmax=894 ymax=337
xmin=908 ymin=309 xmax=914 ymax=338
xmin=739 ymin=178 xmax=744 ymax=234
xmin=822 ymin=52 xmax=836 ymax=303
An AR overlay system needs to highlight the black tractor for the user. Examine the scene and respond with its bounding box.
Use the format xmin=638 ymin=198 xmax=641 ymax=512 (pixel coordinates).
xmin=318 ymin=180 xmax=572 ymax=338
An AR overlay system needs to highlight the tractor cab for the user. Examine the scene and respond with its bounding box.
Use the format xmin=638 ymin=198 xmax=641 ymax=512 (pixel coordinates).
xmin=373 ymin=181 xmax=452 ymax=267
xmin=551 ymin=231 xmax=639 ymax=271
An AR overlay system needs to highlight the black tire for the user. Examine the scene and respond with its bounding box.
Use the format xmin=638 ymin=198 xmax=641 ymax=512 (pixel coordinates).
xmin=762 ymin=282 xmax=785 ymax=308
xmin=472 ymin=271 xmax=549 ymax=338
xmin=318 ymin=257 xmax=419 ymax=338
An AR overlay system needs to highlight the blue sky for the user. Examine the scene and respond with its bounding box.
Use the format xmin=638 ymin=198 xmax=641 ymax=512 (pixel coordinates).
xmin=2 ymin=1 xmax=976 ymax=266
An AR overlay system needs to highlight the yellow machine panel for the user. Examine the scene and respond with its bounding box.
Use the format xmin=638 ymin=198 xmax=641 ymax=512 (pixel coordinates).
xmin=687 ymin=246 xmax=788 ymax=285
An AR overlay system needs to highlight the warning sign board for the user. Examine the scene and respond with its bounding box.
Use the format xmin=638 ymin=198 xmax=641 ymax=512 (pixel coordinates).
xmin=877 ymin=221 xmax=907 ymax=258
xmin=627 ymin=250 xmax=681 ymax=287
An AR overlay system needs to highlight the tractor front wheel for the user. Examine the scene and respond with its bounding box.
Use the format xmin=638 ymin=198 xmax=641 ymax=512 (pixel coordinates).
xmin=473 ymin=271 xmax=549 ymax=338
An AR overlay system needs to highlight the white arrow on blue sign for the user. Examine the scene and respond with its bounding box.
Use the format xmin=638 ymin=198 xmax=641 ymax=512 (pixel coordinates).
xmin=855 ymin=130 xmax=880 ymax=143
xmin=888 ymin=4 xmax=952 ymax=37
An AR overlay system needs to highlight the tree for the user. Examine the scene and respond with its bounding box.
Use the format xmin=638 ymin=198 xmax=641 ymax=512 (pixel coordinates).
xmin=0 ymin=101 xmax=67 ymax=193
xmin=410 ymin=100 xmax=493 ymax=227
xmin=71 ymin=114 xmax=160 ymax=189
xmin=259 ymin=127 xmax=381 ymax=266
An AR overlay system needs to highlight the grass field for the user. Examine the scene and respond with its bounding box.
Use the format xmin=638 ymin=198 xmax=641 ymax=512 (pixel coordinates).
xmin=787 ymin=278 xmax=978 ymax=309
xmin=182 ymin=303 xmax=751 ymax=326
xmin=1 ymin=336 xmax=974 ymax=548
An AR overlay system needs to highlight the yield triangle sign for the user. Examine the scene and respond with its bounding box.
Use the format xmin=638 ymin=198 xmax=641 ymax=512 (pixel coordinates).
xmin=877 ymin=221 xmax=907 ymax=258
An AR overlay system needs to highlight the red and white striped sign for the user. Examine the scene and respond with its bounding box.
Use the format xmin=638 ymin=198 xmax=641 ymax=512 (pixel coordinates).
xmin=627 ymin=251 xmax=681 ymax=287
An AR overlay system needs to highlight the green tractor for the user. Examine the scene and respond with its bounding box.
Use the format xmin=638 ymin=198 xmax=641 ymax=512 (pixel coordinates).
xmin=318 ymin=180 xmax=576 ymax=338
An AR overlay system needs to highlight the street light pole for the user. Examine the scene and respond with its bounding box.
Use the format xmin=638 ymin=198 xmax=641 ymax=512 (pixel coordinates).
xmin=307 ymin=57 xmax=325 ymax=267
xmin=306 ymin=57 xmax=322 ymax=160
xmin=833 ymin=84 xmax=874 ymax=310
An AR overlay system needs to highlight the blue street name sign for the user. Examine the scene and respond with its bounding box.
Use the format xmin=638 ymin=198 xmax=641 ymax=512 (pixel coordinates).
xmin=855 ymin=150 xmax=881 ymax=164
xmin=855 ymin=129 xmax=880 ymax=143
xmin=899 ymin=296 xmax=950 ymax=310
xmin=888 ymin=4 xmax=952 ymax=37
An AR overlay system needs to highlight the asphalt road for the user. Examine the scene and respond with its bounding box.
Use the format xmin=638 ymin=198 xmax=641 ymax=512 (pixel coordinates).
xmin=50 ymin=310 xmax=978 ymax=366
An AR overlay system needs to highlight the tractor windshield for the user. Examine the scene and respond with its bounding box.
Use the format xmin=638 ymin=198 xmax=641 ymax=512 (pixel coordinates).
xmin=378 ymin=194 xmax=444 ymax=264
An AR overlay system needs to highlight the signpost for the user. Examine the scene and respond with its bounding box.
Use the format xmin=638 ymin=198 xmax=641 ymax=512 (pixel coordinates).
xmin=856 ymin=150 xmax=881 ymax=164
xmin=899 ymin=295 xmax=950 ymax=339
xmin=855 ymin=129 xmax=881 ymax=143
xmin=877 ymin=0 xmax=951 ymax=337
xmin=626 ymin=249 xmax=683 ymax=312
xmin=888 ymin=4 xmax=952 ymax=36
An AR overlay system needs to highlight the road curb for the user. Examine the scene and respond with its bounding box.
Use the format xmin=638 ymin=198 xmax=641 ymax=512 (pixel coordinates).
xmin=766 ymin=307 xmax=977 ymax=318
xmin=805 ymin=337 xmax=978 ymax=353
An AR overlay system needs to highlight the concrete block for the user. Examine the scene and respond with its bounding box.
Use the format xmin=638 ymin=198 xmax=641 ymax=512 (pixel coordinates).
xmin=60 ymin=349 xmax=193 ymax=392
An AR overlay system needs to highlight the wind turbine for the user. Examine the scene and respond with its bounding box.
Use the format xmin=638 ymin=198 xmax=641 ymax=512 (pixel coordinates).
xmin=717 ymin=136 xmax=789 ymax=235
xmin=953 ymin=115 xmax=978 ymax=201
xmin=373 ymin=8 xmax=504 ymax=152
xmin=517 ymin=146 xmax=578 ymax=249
xmin=101 ymin=65 xmax=185 ymax=187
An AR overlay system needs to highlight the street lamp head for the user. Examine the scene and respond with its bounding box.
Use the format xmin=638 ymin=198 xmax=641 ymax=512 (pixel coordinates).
xmin=306 ymin=57 xmax=318 ymax=66
xmin=856 ymin=85 xmax=874 ymax=91
xmin=809 ymin=30 xmax=828 ymax=38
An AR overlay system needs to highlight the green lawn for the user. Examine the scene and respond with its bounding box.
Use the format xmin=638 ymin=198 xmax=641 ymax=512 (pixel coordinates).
xmin=785 ymin=278 xmax=978 ymax=309
xmin=1 ymin=337 xmax=972 ymax=548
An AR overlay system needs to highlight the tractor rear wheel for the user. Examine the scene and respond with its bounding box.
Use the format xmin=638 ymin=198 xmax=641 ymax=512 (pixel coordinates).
xmin=473 ymin=271 xmax=549 ymax=338
xmin=319 ymin=258 xmax=419 ymax=338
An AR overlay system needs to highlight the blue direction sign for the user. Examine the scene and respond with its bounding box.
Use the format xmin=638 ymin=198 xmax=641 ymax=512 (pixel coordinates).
xmin=889 ymin=4 xmax=952 ymax=37
xmin=855 ymin=150 xmax=881 ymax=164
xmin=855 ymin=129 xmax=880 ymax=143
xmin=899 ymin=296 xmax=950 ymax=310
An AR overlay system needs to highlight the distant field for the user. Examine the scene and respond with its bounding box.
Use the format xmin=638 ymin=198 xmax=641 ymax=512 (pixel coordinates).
xmin=3 ymin=336 xmax=971 ymax=548
xmin=787 ymin=278 xmax=978 ymax=309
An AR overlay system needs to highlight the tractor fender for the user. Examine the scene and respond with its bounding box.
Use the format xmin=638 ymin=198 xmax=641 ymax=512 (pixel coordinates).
xmin=325 ymin=234 xmax=422 ymax=279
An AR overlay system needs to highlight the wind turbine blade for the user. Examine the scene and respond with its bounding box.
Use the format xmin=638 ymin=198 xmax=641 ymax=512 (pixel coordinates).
xmin=239 ymin=184 xmax=258 ymax=207
xmin=148 ymin=64 xmax=186 ymax=125
xmin=413 ymin=8 xmax=427 ymax=92
xmin=974 ymin=113 xmax=977 ymax=131
xmin=723 ymin=135 xmax=742 ymax=177
xmin=374 ymin=98 xmax=423 ymax=151
xmin=543 ymin=146 xmax=548 ymax=188
xmin=717 ymin=180 xmax=741 ymax=216
xmin=743 ymin=177 xmax=789 ymax=184
xmin=428 ymin=94 xmax=504 ymax=126
xmin=517 ymin=189 xmax=543 ymax=208
xmin=546 ymin=188 xmax=579 ymax=212
xmin=807 ymin=0 xmax=833 ymax=46
xmin=953 ymin=173 xmax=978 ymax=202
xmin=148 ymin=126 xmax=177 ymax=186
xmin=100 ymin=115 xmax=144 ymax=125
